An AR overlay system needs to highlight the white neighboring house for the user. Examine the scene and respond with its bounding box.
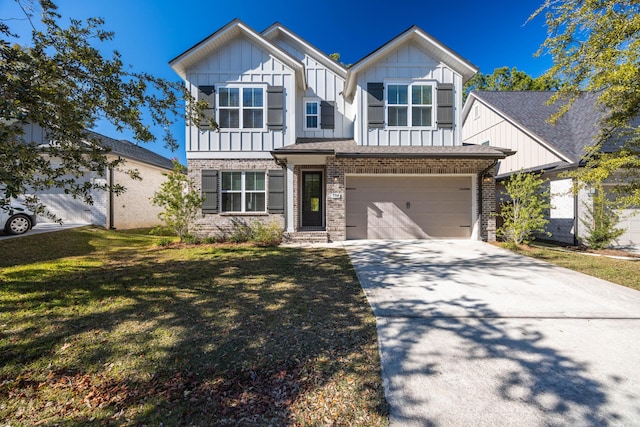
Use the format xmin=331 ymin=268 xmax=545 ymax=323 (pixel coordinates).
xmin=170 ymin=19 xmax=513 ymax=243
xmin=462 ymin=90 xmax=640 ymax=247
xmin=16 ymin=123 xmax=174 ymax=229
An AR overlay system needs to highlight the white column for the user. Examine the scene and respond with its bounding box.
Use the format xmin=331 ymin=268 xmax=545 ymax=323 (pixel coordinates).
xmin=286 ymin=164 xmax=295 ymax=232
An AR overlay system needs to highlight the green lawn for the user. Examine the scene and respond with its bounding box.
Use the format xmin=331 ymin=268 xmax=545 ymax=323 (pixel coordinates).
xmin=0 ymin=227 xmax=388 ymax=426
xmin=507 ymin=243 xmax=640 ymax=291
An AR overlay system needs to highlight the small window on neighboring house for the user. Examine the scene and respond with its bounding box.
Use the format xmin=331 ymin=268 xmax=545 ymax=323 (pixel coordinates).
xmin=386 ymin=83 xmax=433 ymax=127
xmin=474 ymin=104 xmax=480 ymax=120
xmin=218 ymin=86 xmax=264 ymax=129
xmin=221 ymin=171 xmax=266 ymax=212
xmin=304 ymin=98 xmax=320 ymax=130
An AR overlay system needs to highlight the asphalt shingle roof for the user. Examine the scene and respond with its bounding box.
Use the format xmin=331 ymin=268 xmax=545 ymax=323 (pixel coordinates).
xmin=471 ymin=91 xmax=604 ymax=163
xmin=273 ymin=138 xmax=512 ymax=159
xmin=84 ymin=130 xmax=174 ymax=170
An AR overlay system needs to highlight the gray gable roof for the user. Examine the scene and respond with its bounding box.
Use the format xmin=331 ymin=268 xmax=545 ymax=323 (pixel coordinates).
xmin=84 ymin=130 xmax=174 ymax=170
xmin=471 ymin=91 xmax=604 ymax=163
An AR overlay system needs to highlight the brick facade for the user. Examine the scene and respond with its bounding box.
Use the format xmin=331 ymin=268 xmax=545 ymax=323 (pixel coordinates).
xmin=189 ymin=157 xmax=498 ymax=242
xmin=188 ymin=159 xmax=285 ymax=238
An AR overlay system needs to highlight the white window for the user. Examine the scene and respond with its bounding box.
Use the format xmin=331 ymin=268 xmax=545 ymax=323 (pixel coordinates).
xmin=221 ymin=171 xmax=266 ymax=212
xmin=386 ymin=82 xmax=433 ymax=127
xmin=474 ymin=104 xmax=480 ymax=120
xmin=304 ymin=98 xmax=320 ymax=130
xmin=218 ymin=86 xmax=264 ymax=129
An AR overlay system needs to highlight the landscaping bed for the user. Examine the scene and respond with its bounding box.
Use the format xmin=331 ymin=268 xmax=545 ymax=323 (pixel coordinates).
xmin=0 ymin=227 xmax=388 ymax=425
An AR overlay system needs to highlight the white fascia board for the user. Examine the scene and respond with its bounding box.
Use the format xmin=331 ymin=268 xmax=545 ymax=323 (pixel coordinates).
xmin=262 ymin=24 xmax=347 ymax=79
xmin=170 ymin=20 xmax=307 ymax=89
xmin=472 ymin=95 xmax=573 ymax=164
xmin=344 ymin=27 xmax=478 ymax=100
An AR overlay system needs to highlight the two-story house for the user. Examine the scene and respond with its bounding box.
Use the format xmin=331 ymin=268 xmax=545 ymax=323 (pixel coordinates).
xmin=170 ymin=19 xmax=512 ymax=243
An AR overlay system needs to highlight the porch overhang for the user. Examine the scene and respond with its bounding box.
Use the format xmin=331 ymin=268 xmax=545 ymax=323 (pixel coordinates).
xmin=271 ymin=138 xmax=514 ymax=165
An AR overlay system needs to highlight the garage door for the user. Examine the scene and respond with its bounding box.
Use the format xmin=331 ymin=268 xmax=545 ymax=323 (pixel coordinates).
xmin=346 ymin=176 xmax=473 ymax=240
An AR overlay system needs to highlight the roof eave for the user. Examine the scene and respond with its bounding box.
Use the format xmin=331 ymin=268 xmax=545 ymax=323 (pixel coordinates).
xmin=261 ymin=23 xmax=348 ymax=79
xmin=335 ymin=152 xmax=510 ymax=160
xmin=344 ymin=26 xmax=478 ymax=100
xmin=170 ymin=19 xmax=307 ymax=89
xmin=469 ymin=92 xmax=574 ymax=164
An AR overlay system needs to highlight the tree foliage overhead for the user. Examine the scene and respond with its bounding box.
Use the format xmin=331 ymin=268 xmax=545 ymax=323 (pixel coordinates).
xmin=0 ymin=0 xmax=204 ymax=214
xmin=463 ymin=66 xmax=559 ymax=101
xmin=531 ymin=0 xmax=640 ymax=205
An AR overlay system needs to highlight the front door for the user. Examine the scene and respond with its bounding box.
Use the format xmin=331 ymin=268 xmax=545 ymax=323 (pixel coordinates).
xmin=301 ymin=171 xmax=323 ymax=227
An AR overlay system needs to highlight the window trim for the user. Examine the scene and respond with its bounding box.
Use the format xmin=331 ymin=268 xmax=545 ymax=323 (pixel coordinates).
xmin=220 ymin=171 xmax=267 ymax=213
xmin=216 ymin=84 xmax=267 ymax=130
xmin=384 ymin=80 xmax=435 ymax=129
xmin=303 ymin=97 xmax=321 ymax=131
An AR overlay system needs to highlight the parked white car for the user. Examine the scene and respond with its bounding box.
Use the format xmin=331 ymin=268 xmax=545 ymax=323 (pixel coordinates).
xmin=1 ymin=202 xmax=37 ymax=235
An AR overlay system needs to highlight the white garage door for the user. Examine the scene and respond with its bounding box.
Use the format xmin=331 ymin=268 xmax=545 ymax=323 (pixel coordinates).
xmin=346 ymin=176 xmax=473 ymax=240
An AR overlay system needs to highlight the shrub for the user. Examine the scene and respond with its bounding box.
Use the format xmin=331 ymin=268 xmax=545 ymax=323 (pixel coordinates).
xmin=152 ymin=160 xmax=205 ymax=242
xmin=156 ymin=237 xmax=174 ymax=247
xmin=251 ymin=220 xmax=284 ymax=246
xmin=497 ymin=171 xmax=551 ymax=245
xmin=581 ymin=182 xmax=625 ymax=249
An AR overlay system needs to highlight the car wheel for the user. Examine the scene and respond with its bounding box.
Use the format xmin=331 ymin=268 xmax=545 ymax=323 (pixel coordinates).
xmin=6 ymin=214 xmax=32 ymax=235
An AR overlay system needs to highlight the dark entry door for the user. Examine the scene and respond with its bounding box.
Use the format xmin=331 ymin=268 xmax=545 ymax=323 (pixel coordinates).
xmin=302 ymin=172 xmax=323 ymax=227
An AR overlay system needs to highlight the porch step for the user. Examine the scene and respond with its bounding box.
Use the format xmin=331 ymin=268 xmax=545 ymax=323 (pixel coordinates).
xmin=283 ymin=230 xmax=330 ymax=244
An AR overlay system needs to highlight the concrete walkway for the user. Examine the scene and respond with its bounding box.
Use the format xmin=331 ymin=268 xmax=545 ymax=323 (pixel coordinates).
xmin=344 ymin=240 xmax=640 ymax=427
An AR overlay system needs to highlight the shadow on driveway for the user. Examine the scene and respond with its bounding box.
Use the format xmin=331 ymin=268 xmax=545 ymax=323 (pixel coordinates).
xmin=345 ymin=239 xmax=640 ymax=426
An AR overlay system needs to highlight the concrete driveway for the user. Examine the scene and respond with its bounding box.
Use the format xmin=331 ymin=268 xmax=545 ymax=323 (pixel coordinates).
xmin=344 ymin=240 xmax=640 ymax=427
xmin=0 ymin=222 xmax=88 ymax=240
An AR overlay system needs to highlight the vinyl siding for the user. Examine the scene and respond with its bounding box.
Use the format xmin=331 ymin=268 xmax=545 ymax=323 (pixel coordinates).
xmin=462 ymin=100 xmax=566 ymax=175
xmin=271 ymin=38 xmax=352 ymax=139
xmin=185 ymin=36 xmax=296 ymax=157
xmin=354 ymin=42 xmax=463 ymax=147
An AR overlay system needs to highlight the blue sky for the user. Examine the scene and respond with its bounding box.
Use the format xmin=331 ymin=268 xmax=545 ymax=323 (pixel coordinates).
xmin=1 ymin=0 xmax=552 ymax=164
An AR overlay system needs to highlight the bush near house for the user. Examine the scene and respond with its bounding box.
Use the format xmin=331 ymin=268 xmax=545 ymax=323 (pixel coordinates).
xmin=497 ymin=171 xmax=551 ymax=246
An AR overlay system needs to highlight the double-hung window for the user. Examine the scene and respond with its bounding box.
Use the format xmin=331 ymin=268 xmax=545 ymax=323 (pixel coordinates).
xmin=218 ymin=86 xmax=264 ymax=129
xmin=304 ymin=98 xmax=320 ymax=130
xmin=386 ymin=83 xmax=433 ymax=127
xmin=221 ymin=171 xmax=266 ymax=212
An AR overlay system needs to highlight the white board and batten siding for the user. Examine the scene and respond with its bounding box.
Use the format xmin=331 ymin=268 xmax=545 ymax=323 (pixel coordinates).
xmin=463 ymin=100 xmax=566 ymax=174
xmin=355 ymin=42 xmax=463 ymax=147
xmin=271 ymin=39 xmax=352 ymax=139
xmin=186 ymin=37 xmax=296 ymax=158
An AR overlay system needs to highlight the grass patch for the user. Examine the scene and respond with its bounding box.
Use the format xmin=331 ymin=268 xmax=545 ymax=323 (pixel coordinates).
xmin=0 ymin=227 xmax=387 ymax=425
xmin=502 ymin=242 xmax=640 ymax=291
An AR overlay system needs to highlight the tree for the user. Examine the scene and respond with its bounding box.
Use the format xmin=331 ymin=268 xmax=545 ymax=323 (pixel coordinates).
xmin=531 ymin=1 xmax=640 ymax=206
xmin=151 ymin=160 xmax=204 ymax=242
xmin=463 ymin=66 xmax=559 ymax=101
xmin=580 ymin=181 xmax=625 ymax=249
xmin=0 ymin=0 xmax=208 ymax=216
xmin=497 ymin=171 xmax=551 ymax=245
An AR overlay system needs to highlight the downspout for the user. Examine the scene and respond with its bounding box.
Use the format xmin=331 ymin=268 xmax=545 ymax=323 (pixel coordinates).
xmin=108 ymin=161 xmax=116 ymax=229
xmin=573 ymin=177 xmax=579 ymax=246
xmin=478 ymin=160 xmax=499 ymax=241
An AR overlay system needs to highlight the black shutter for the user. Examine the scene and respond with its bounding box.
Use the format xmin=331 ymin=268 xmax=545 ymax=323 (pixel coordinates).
xmin=268 ymin=169 xmax=285 ymax=214
xmin=437 ymin=83 xmax=454 ymax=129
xmin=198 ymin=86 xmax=215 ymax=128
xmin=367 ymin=82 xmax=384 ymax=128
xmin=267 ymin=86 xmax=284 ymax=130
xmin=320 ymin=101 xmax=335 ymax=129
xmin=201 ymin=169 xmax=218 ymax=214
